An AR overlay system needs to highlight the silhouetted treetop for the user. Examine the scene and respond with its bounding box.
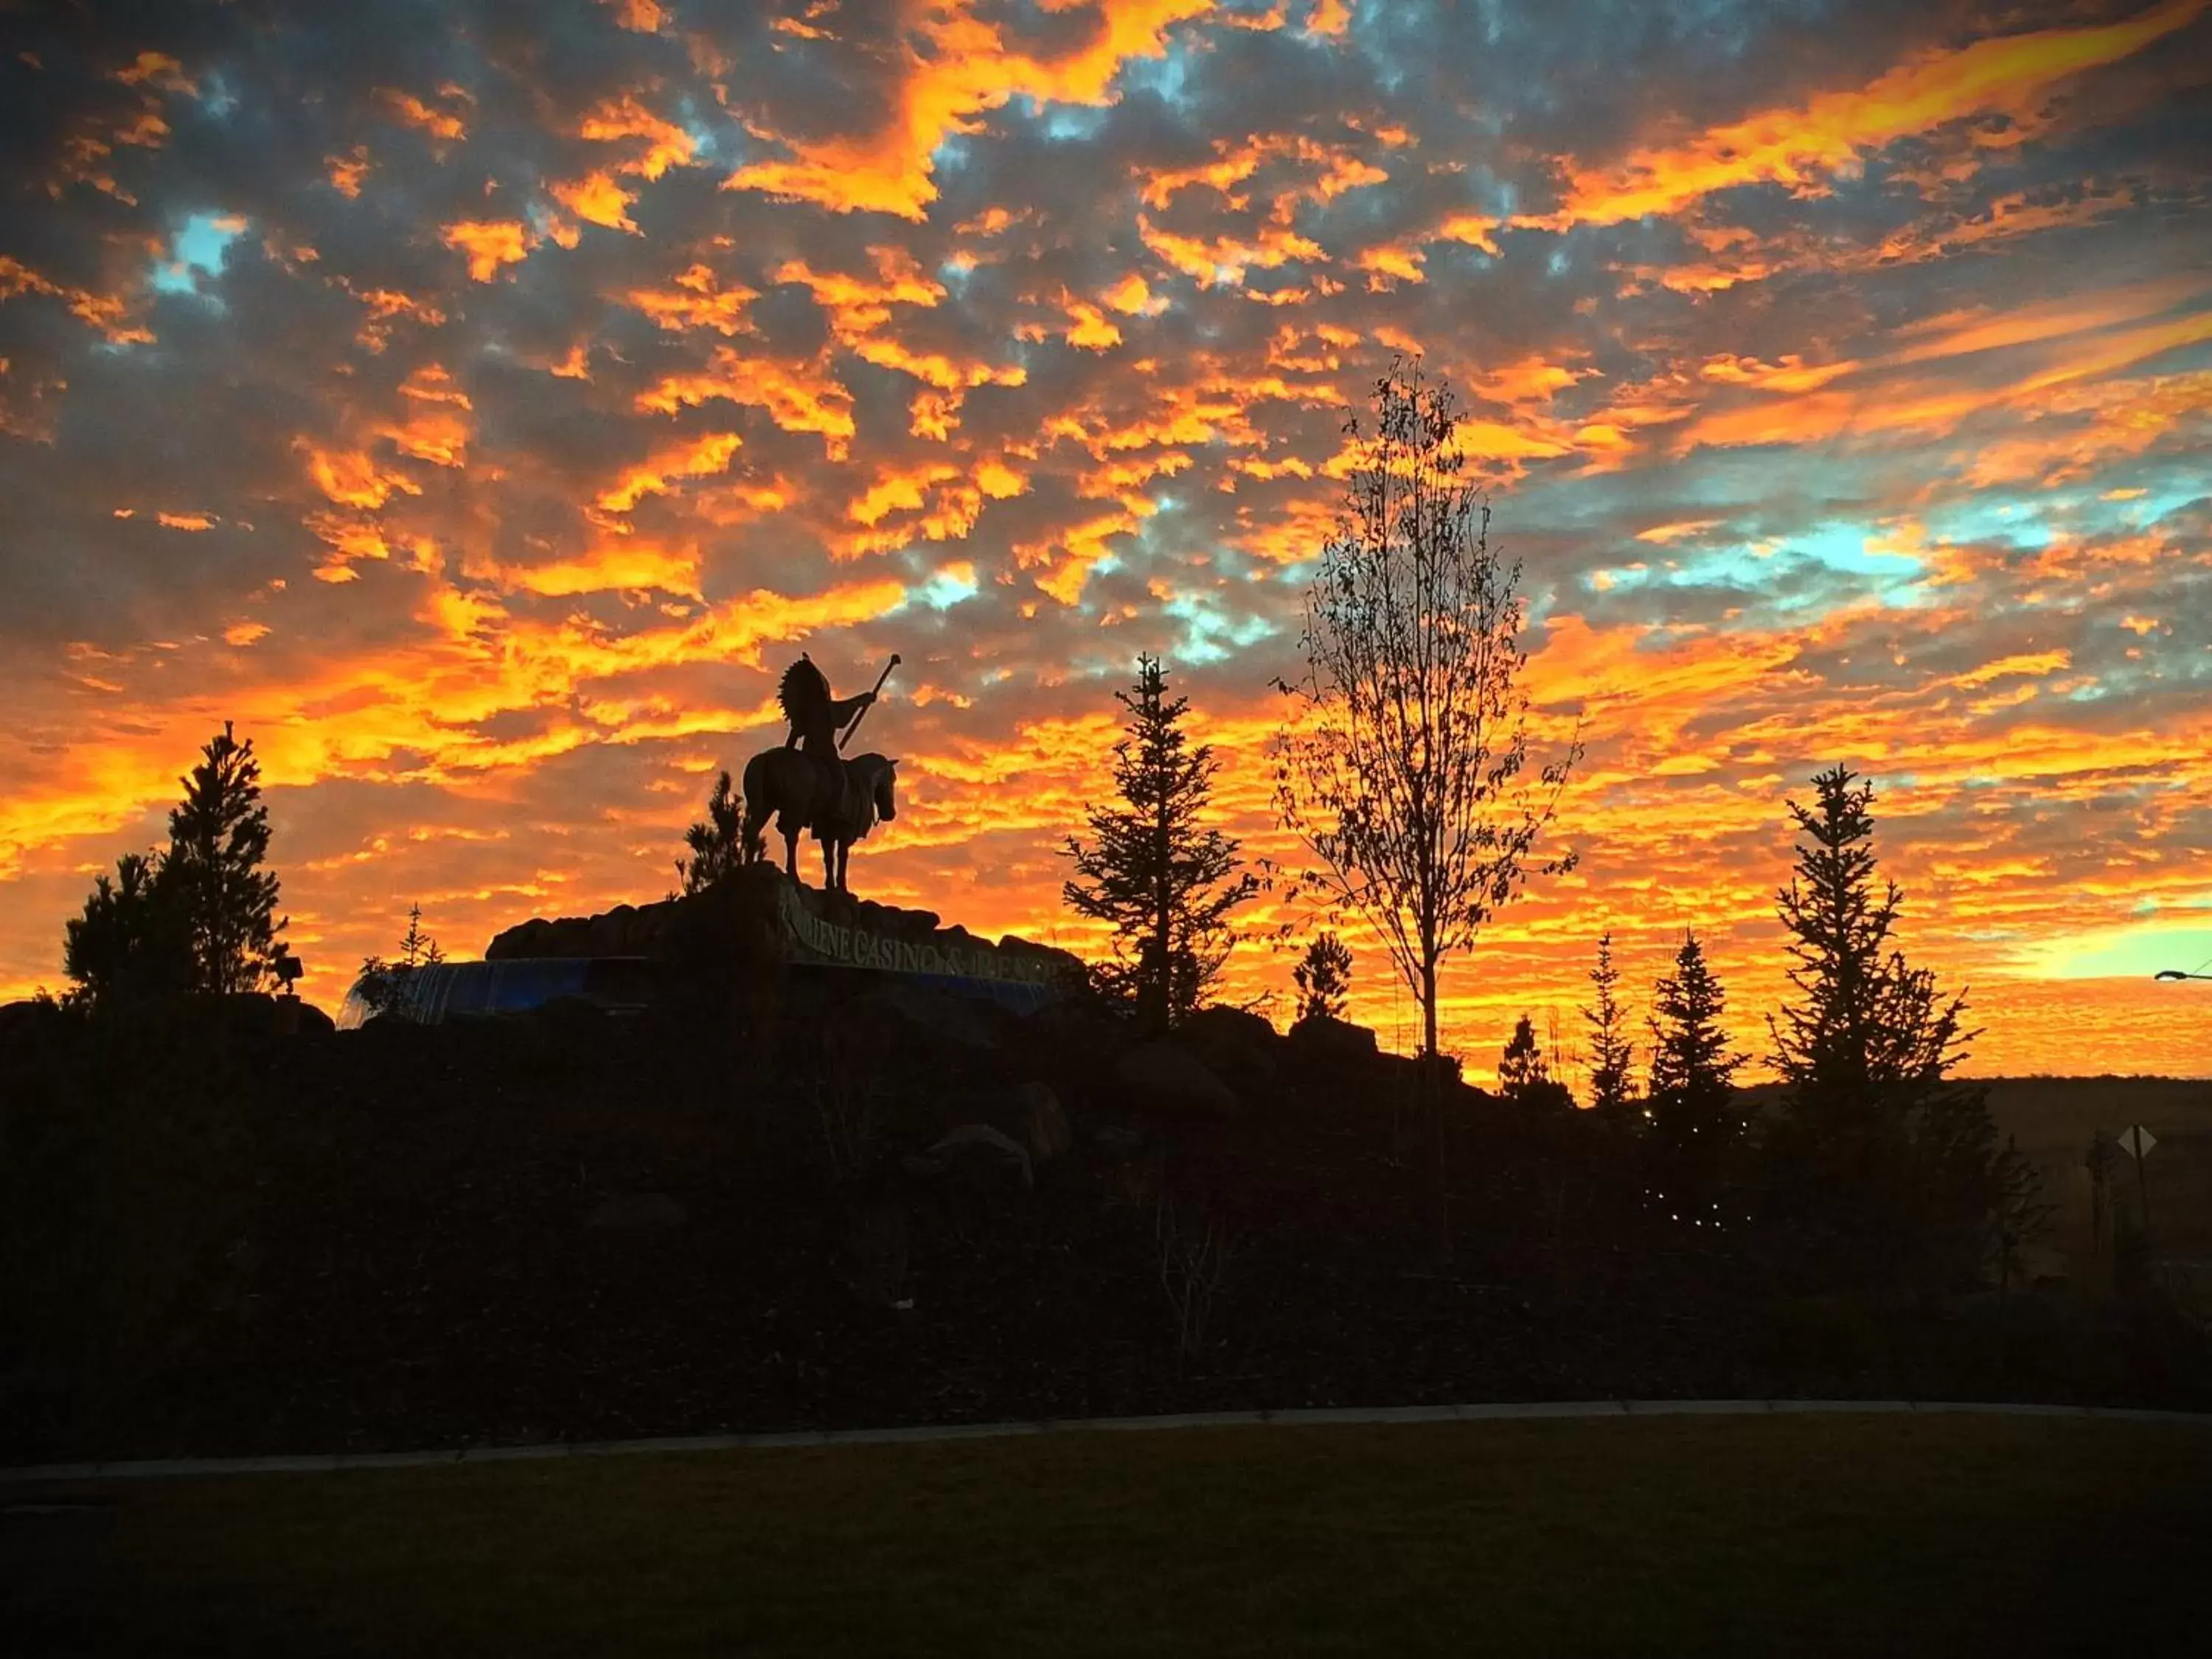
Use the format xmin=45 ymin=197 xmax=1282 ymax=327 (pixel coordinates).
xmin=1062 ymin=655 xmax=1259 ymax=1030
xmin=166 ymin=721 xmax=286 ymax=997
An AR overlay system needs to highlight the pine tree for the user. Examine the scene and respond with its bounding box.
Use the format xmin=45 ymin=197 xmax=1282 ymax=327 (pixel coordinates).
xmin=358 ymin=903 xmax=443 ymax=1019
xmin=1764 ymin=765 xmax=2028 ymax=1284
xmin=62 ymin=850 xmax=192 ymax=1007
xmin=397 ymin=902 xmax=443 ymax=969
xmin=165 ymin=723 xmax=285 ymax=995
xmin=1499 ymin=1012 xmax=1575 ymax=1112
xmin=1293 ymin=931 xmax=1353 ymax=1023
xmin=1582 ymin=932 xmax=1636 ymax=1120
xmin=1646 ymin=932 xmax=1745 ymax=1161
xmin=676 ymin=771 xmax=750 ymax=895
xmin=1062 ymin=655 xmax=1260 ymax=1030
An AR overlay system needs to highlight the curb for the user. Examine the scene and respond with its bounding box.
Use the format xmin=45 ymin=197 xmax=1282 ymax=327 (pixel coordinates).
xmin=6 ymin=1399 xmax=2208 ymax=1487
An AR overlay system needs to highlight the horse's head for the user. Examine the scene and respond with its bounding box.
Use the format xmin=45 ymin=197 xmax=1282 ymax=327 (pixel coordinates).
xmin=872 ymin=756 xmax=900 ymax=823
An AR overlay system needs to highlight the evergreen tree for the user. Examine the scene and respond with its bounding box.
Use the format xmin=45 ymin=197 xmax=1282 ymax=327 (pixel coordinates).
xmin=1062 ymin=655 xmax=1260 ymax=1029
xmin=1498 ymin=1013 xmax=1543 ymax=1093
xmin=676 ymin=771 xmax=750 ymax=894
xmin=1582 ymin=932 xmax=1636 ymax=1120
xmin=1292 ymin=931 xmax=1354 ymax=1023
xmin=1646 ymin=931 xmax=1745 ymax=1175
xmin=1764 ymin=765 xmax=2028 ymax=1284
xmin=62 ymin=850 xmax=192 ymax=1007
xmin=397 ymin=902 xmax=443 ymax=969
xmin=1499 ymin=1012 xmax=1574 ymax=1112
xmin=165 ymin=723 xmax=285 ymax=995
xmin=358 ymin=902 xmax=444 ymax=1020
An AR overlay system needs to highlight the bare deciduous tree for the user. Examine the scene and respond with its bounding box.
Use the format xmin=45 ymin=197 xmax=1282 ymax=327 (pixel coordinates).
xmin=1154 ymin=1192 xmax=1237 ymax=1375
xmin=1273 ymin=358 xmax=1583 ymax=1068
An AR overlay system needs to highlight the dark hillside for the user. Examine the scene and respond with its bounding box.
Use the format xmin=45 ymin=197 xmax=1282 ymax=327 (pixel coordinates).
xmin=4 ymin=990 xmax=2208 ymax=1467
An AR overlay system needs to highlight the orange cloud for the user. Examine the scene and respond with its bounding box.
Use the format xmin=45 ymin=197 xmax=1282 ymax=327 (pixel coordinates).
xmin=0 ymin=254 xmax=153 ymax=346
xmin=578 ymin=92 xmax=698 ymax=179
xmin=440 ymin=219 xmax=534 ymax=282
xmin=727 ymin=0 xmax=1213 ymax=218
xmin=298 ymin=442 xmax=422 ymax=510
xmin=1060 ymin=294 xmax=1123 ymax=350
xmin=1529 ymin=0 xmax=2205 ymax=229
xmin=636 ymin=347 xmax=858 ymax=456
xmin=339 ymin=282 xmax=446 ymax=352
xmin=1700 ymin=354 xmax=1859 ymax=394
xmin=1138 ymin=216 xmax=1324 ymax=287
xmin=627 ymin=263 xmax=759 ymax=336
xmin=1882 ymin=274 xmax=2208 ymax=366
xmin=596 ymin=431 xmax=743 ymax=514
xmin=325 ymin=147 xmax=370 ymax=198
xmin=1015 ymin=507 xmax=1145 ymax=604
xmin=379 ymin=87 xmax=467 ymax=144
xmin=114 ymin=51 xmax=195 ymax=93
xmin=549 ymin=170 xmax=640 ymax=233
xmin=1102 ymin=273 xmax=1165 ymax=316
xmin=498 ymin=541 xmax=703 ymax=599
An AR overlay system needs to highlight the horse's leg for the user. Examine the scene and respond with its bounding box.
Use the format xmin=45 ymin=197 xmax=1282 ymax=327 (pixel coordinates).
xmin=783 ymin=822 xmax=799 ymax=880
xmin=821 ymin=838 xmax=838 ymax=891
xmin=835 ymin=840 xmax=849 ymax=894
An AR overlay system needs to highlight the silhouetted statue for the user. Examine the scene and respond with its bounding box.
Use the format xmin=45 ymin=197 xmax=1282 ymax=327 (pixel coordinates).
xmin=780 ymin=655 xmax=875 ymax=810
xmin=740 ymin=654 xmax=901 ymax=892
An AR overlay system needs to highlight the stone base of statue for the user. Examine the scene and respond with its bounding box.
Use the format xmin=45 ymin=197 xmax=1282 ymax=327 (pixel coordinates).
xmin=483 ymin=863 xmax=1082 ymax=1015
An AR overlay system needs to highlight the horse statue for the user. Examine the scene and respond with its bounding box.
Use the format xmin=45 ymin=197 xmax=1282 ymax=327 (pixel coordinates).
xmin=740 ymin=655 xmax=901 ymax=894
xmin=741 ymin=746 xmax=898 ymax=894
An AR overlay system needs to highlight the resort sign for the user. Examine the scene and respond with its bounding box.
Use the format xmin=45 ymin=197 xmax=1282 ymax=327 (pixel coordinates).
xmin=774 ymin=881 xmax=1064 ymax=991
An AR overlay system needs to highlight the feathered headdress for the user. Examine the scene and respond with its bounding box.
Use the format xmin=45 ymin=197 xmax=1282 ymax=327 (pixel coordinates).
xmin=778 ymin=653 xmax=831 ymax=727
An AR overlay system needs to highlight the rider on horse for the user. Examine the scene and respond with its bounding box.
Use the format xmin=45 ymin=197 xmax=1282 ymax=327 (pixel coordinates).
xmin=778 ymin=655 xmax=875 ymax=832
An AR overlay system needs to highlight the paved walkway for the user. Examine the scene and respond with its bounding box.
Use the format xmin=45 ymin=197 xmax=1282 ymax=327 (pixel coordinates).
xmin=6 ymin=1398 xmax=2208 ymax=1486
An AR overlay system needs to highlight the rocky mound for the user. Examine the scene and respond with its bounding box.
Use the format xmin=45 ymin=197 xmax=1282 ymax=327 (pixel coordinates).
xmin=484 ymin=862 xmax=1083 ymax=992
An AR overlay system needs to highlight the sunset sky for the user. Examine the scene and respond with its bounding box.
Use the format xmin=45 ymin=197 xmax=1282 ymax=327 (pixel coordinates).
xmin=2 ymin=0 xmax=2208 ymax=1079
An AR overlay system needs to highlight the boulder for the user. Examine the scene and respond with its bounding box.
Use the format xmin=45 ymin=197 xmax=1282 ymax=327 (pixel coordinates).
xmin=860 ymin=979 xmax=1004 ymax=1052
xmin=585 ymin=1192 xmax=688 ymax=1231
xmin=995 ymin=1081 xmax=1071 ymax=1164
xmin=831 ymin=982 xmax=1009 ymax=1096
xmin=1181 ymin=1004 xmax=1278 ymax=1049
xmin=268 ymin=997 xmax=337 ymax=1037
xmin=1178 ymin=1004 xmax=1282 ymax=1085
xmin=586 ymin=907 xmax=637 ymax=956
xmin=1006 ymin=999 xmax=1123 ymax=1077
xmin=0 ymin=998 xmax=69 ymax=1065
xmin=924 ymin=1123 xmax=1034 ymax=1192
xmin=1288 ymin=1013 xmax=1381 ymax=1067
xmin=1116 ymin=1041 xmax=1239 ymax=1117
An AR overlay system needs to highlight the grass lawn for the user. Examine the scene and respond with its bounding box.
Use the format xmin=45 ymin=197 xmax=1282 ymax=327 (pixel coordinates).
xmin=7 ymin=1414 xmax=2210 ymax=1657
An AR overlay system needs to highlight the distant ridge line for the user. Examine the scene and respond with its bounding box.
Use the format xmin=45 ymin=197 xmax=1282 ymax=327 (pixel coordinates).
xmin=7 ymin=1398 xmax=2208 ymax=1486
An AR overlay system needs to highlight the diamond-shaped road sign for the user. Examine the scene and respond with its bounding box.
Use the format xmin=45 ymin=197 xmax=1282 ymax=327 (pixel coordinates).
xmin=2118 ymin=1125 xmax=2157 ymax=1159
